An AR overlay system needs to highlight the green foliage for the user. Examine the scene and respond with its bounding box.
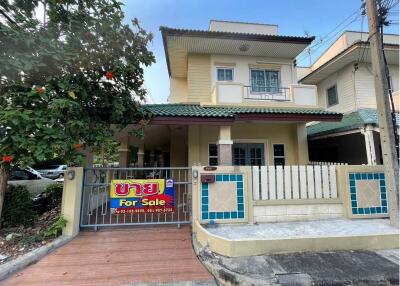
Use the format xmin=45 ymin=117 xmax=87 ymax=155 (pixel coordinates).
xmin=3 ymin=185 xmax=35 ymax=227
xmin=44 ymin=183 xmax=63 ymax=208
xmin=93 ymin=138 xmax=119 ymax=166
xmin=0 ymin=0 xmax=155 ymax=167
xmin=45 ymin=216 xmax=67 ymax=238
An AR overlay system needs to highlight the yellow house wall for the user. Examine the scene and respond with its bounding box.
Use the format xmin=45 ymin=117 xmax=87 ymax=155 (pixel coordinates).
xmin=169 ymin=77 xmax=188 ymax=103
xmin=187 ymin=122 xmax=308 ymax=166
xmin=170 ymin=127 xmax=188 ymax=166
xmin=187 ymin=54 xmax=211 ymax=103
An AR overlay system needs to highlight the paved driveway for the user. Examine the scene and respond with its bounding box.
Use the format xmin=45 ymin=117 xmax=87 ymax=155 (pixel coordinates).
xmin=2 ymin=226 xmax=215 ymax=286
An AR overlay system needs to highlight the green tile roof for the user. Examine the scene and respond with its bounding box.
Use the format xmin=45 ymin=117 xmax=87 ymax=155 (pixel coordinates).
xmin=144 ymin=104 xmax=340 ymax=118
xmin=307 ymin=108 xmax=400 ymax=137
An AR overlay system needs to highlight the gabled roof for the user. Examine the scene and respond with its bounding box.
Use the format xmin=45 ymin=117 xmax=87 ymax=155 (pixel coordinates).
xmin=307 ymin=108 xmax=400 ymax=137
xmin=160 ymin=26 xmax=315 ymax=77
xmin=145 ymin=104 xmax=342 ymax=125
xmin=299 ymin=41 xmax=399 ymax=84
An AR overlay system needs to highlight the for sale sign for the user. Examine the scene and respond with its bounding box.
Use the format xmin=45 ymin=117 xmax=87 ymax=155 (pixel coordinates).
xmin=110 ymin=179 xmax=175 ymax=214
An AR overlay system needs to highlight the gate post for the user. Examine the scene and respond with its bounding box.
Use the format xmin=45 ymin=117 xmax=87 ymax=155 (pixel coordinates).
xmin=61 ymin=167 xmax=84 ymax=237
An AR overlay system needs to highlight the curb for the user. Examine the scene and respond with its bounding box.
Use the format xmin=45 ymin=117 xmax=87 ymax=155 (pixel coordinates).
xmin=0 ymin=235 xmax=73 ymax=282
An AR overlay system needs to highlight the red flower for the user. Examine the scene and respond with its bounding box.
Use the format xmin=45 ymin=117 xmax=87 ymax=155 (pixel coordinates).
xmin=36 ymin=87 xmax=45 ymax=94
xmin=2 ymin=156 xmax=13 ymax=163
xmin=105 ymin=71 xmax=113 ymax=79
xmin=75 ymin=143 xmax=82 ymax=150
xmin=84 ymin=31 xmax=92 ymax=39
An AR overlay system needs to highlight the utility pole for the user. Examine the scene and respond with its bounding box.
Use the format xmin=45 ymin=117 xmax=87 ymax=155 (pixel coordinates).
xmin=366 ymin=0 xmax=399 ymax=227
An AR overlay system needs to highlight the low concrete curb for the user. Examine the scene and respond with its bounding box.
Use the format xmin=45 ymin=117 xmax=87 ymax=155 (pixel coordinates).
xmin=192 ymin=236 xmax=271 ymax=286
xmin=0 ymin=235 xmax=73 ymax=282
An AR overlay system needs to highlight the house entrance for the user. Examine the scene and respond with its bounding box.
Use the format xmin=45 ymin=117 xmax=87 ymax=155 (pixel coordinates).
xmin=232 ymin=143 xmax=265 ymax=166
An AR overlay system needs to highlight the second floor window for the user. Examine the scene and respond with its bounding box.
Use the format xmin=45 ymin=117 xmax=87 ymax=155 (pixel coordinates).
xmin=327 ymin=85 xmax=338 ymax=107
xmin=251 ymin=69 xmax=279 ymax=93
xmin=216 ymin=68 xmax=233 ymax=81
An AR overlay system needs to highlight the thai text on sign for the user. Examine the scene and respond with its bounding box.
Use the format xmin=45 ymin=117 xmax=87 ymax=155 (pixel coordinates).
xmin=110 ymin=179 xmax=175 ymax=214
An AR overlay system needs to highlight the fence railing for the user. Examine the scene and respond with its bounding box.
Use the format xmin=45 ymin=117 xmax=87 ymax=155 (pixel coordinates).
xmin=244 ymin=86 xmax=290 ymax=101
xmin=252 ymin=165 xmax=338 ymax=201
xmin=309 ymin=161 xmax=348 ymax=166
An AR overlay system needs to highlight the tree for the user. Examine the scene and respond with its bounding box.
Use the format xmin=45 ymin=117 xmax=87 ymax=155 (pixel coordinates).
xmin=0 ymin=0 xmax=155 ymax=219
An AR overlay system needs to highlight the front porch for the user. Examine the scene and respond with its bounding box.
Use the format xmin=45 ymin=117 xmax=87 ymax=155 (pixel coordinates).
xmin=107 ymin=103 xmax=342 ymax=169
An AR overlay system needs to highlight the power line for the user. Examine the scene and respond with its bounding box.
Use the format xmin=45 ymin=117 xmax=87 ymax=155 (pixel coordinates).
xmin=296 ymin=13 xmax=362 ymax=63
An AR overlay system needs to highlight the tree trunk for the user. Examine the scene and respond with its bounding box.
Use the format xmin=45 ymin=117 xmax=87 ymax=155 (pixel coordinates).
xmin=0 ymin=164 xmax=10 ymax=221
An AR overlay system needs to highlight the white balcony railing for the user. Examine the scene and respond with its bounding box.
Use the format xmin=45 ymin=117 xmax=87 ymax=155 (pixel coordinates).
xmin=244 ymin=86 xmax=290 ymax=101
xmin=213 ymin=82 xmax=318 ymax=107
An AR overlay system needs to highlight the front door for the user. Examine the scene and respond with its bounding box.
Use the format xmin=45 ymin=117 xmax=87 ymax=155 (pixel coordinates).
xmin=232 ymin=143 xmax=265 ymax=166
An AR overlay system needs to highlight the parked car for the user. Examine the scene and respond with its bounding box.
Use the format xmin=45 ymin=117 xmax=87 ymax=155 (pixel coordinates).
xmin=37 ymin=165 xmax=67 ymax=179
xmin=8 ymin=168 xmax=56 ymax=195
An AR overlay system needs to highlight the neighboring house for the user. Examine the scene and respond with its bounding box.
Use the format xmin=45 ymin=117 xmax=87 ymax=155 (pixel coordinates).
xmin=299 ymin=31 xmax=399 ymax=165
xmin=115 ymin=20 xmax=342 ymax=168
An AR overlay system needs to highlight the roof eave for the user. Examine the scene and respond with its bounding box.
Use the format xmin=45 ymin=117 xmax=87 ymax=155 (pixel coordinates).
xmin=299 ymin=41 xmax=400 ymax=84
xmin=149 ymin=113 xmax=343 ymax=125
xmin=160 ymin=26 xmax=315 ymax=44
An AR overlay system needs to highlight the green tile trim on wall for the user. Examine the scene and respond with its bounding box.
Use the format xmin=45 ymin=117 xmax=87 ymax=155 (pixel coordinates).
xmin=201 ymin=173 xmax=244 ymax=221
xmin=349 ymin=172 xmax=388 ymax=215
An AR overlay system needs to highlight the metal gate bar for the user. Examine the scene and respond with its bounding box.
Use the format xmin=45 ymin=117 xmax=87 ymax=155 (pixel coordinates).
xmin=80 ymin=167 xmax=192 ymax=228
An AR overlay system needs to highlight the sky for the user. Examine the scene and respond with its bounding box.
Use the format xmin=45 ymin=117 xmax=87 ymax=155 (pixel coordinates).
xmin=122 ymin=0 xmax=399 ymax=104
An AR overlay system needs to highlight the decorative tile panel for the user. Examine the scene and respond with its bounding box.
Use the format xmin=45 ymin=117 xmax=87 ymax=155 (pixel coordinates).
xmin=201 ymin=173 xmax=245 ymax=221
xmin=348 ymin=172 xmax=388 ymax=216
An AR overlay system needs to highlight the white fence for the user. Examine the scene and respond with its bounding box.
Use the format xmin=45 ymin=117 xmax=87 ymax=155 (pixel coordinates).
xmin=252 ymin=165 xmax=338 ymax=201
xmin=309 ymin=161 xmax=347 ymax=166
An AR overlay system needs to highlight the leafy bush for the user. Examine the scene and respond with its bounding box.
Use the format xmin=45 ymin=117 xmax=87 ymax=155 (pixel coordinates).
xmin=3 ymin=185 xmax=35 ymax=227
xmin=44 ymin=184 xmax=63 ymax=208
xmin=45 ymin=216 xmax=67 ymax=238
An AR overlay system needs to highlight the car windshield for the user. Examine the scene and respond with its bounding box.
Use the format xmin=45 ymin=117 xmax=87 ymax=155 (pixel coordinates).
xmin=48 ymin=165 xmax=61 ymax=169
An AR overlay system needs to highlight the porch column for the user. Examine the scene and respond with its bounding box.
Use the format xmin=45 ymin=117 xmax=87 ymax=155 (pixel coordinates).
xmin=137 ymin=144 xmax=144 ymax=167
xmin=118 ymin=137 xmax=130 ymax=167
xmin=296 ymin=123 xmax=309 ymax=165
xmin=217 ymin=126 xmax=233 ymax=166
xmin=362 ymin=124 xmax=377 ymax=165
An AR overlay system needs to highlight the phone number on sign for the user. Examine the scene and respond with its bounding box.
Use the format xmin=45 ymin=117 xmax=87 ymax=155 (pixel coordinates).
xmin=111 ymin=208 xmax=174 ymax=214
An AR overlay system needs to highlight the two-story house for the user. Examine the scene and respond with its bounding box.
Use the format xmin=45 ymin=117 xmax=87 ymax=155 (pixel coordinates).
xmin=116 ymin=20 xmax=342 ymax=168
xmin=299 ymin=31 xmax=399 ymax=165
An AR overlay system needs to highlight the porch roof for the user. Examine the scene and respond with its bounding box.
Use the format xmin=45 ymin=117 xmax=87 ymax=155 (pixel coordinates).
xmin=307 ymin=108 xmax=400 ymax=137
xmin=145 ymin=104 xmax=342 ymax=125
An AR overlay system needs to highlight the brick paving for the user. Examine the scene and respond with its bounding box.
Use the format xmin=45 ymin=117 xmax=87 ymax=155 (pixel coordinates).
xmin=2 ymin=226 xmax=214 ymax=286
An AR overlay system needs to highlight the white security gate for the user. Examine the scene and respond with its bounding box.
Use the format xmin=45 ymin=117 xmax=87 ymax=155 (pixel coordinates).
xmin=80 ymin=167 xmax=192 ymax=229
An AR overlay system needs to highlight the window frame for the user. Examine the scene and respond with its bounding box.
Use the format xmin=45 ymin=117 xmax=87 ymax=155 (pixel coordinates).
xmin=249 ymin=68 xmax=280 ymax=94
xmin=326 ymin=84 xmax=339 ymax=107
xmin=272 ymin=143 xmax=286 ymax=166
xmin=216 ymin=67 xmax=234 ymax=82
xmin=208 ymin=143 xmax=219 ymax=166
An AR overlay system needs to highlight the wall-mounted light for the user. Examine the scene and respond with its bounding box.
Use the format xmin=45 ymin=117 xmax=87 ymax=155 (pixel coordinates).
xmin=67 ymin=170 xmax=75 ymax=180
xmin=193 ymin=170 xmax=198 ymax=179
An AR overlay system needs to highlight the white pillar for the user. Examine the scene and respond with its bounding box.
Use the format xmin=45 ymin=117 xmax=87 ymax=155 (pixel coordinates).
xmin=362 ymin=124 xmax=377 ymax=165
xmin=217 ymin=126 xmax=233 ymax=166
